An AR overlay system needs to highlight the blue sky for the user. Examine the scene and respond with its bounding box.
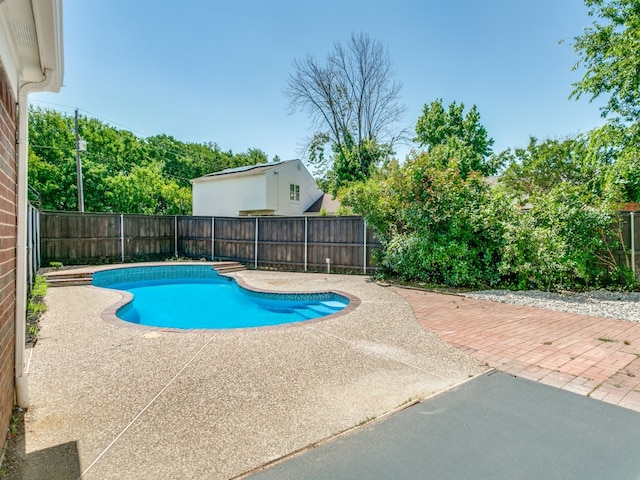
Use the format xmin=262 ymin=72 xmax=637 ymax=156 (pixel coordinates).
xmin=32 ymin=0 xmax=605 ymax=162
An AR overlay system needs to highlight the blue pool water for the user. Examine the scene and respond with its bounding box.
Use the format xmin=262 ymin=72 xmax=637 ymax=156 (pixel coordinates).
xmin=92 ymin=266 xmax=349 ymax=329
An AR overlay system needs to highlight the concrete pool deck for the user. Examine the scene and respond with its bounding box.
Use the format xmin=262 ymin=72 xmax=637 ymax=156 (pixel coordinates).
xmin=10 ymin=269 xmax=485 ymax=479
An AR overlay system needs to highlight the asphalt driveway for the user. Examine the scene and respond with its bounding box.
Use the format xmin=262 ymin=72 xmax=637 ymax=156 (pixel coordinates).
xmin=248 ymin=371 xmax=640 ymax=480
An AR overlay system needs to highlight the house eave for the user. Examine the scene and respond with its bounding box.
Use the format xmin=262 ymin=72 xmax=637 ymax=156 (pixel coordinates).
xmin=190 ymin=159 xmax=301 ymax=184
xmin=191 ymin=169 xmax=267 ymax=184
xmin=1 ymin=0 xmax=64 ymax=95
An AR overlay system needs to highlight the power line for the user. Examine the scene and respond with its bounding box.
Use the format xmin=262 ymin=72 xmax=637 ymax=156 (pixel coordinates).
xmin=29 ymin=99 xmax=153 ymax=139
xmin=28 ymin=101 xmax=238 ymax=163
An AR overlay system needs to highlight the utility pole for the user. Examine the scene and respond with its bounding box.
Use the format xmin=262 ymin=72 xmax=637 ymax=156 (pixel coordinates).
xmin=75 ymin=108 xmax=85 ymax=212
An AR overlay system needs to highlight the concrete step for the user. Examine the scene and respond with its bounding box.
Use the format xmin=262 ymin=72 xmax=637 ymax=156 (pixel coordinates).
xmin=44 ymin=270 xmax=94 ymax=287
xmin=212 ymin=262 xmax=245 ymax=274
xmin=46 ymin=277 xmax=93 ymax=287
xmin=45 ymin=271 xmax=93 ymax=281
xmin=214 ymin=265 xmax=246 ymax=274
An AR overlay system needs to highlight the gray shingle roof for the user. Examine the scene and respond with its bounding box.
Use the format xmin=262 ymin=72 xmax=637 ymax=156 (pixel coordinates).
xmin=198 ymin=159 xmax=297 ymax=179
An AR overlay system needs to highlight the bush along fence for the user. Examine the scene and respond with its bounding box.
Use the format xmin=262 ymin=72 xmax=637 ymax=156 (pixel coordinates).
xmin=38 ymin=212 xmax=381 ymax=274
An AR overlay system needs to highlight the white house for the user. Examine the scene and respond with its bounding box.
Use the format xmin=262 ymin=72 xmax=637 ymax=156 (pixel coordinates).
xmin=191 ymin=159 xmax=326 ymax=216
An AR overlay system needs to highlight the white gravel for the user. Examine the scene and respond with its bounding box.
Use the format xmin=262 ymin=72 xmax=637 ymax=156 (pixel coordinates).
xmin=464 ymin=290 xmax=640 ymax=323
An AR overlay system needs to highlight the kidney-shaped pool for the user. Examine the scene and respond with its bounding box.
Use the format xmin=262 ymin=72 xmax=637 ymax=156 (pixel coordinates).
xmin=92 ymin=265 xmax=350 ymax=329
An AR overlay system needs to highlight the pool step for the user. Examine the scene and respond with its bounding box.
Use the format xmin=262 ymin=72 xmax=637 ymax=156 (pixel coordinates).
xmin=293 ymin=308 xmax=317 ymax=320
xmin=306 ymin=304 xmax=340 ymax=315
xmin=212 ymin=262 xmax=246 ymax=274
xmin=44 ymin=271 xmax=94 ymax=287
xmin=293 ymin=303 xmax=342 ymax=319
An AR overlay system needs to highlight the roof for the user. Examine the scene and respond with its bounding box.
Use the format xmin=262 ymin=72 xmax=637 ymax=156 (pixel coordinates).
xmin=191 ymin=159 xmax=299 ymax=182
xmin=0 ymin=0 xmax=64 ymax=95
xmin=305 ymin=194 xmax=341 ymax=214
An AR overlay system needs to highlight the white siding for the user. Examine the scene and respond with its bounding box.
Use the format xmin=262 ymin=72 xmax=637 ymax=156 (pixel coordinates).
xmin=266 ymin=160 xmax=323 ymax=216
xmin=191 ymin=159 xmax=323 ymax=216
xmin=192 ymin=174 xmax=268 ymax=216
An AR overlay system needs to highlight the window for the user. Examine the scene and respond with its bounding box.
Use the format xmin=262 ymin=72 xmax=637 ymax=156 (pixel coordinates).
xmin=289 ymin=184 xmax=300 ymax=201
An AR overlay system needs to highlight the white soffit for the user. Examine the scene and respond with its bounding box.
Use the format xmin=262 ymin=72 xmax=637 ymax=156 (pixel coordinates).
xmin=0 ymin=0 xmax=63 ymax=95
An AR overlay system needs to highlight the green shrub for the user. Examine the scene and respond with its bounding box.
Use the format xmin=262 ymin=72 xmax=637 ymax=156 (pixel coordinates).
xmin=343 ymin=148 xmax=637 ymax=291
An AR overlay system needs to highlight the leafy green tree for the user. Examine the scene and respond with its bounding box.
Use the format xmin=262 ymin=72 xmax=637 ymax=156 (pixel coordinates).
xmin=500 ymin=136 xmax=594 ymax=200
xmin=414 ymin=99 xmax=501 ymax=177
xmin=285 ymin=33 xmax=405 ymax=192
xmin=28 ymin=107 xmax=267 ymax=214
xmin=320 ymin=135 xmax=393 ymax=196
xmin=500 ymin=125 xmax=640 ymax=205
xmin=571 ymin=0 xmax=640 ymax=122
xmin=499 ymin=185 xmax=621 ymax=290
xmin=343 ymin=134 xmax=635 ymax=290
xmin=28 ymin=107 xmax=78 ymax=210
xmin=343 ymin=149 xmax=510 ymax=287
xmin=105 ymin=164 xmax=191 ymax=215
xmin=587 ymin=122 xmax=640 ymax=202
xmin=145 ymin=135 xmax=244 ymax=187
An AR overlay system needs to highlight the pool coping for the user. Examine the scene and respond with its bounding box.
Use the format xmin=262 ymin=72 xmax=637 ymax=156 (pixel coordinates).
xmin=66 ymin=262 xmax=361 ymax=333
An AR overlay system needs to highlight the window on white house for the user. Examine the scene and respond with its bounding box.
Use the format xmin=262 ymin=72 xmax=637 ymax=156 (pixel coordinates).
xmin=290 ymin=184 xmax=300 ymax=201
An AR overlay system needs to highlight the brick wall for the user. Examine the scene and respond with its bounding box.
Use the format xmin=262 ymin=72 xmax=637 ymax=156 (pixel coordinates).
xmin=0 ymin=62 xmax=17 ymax=440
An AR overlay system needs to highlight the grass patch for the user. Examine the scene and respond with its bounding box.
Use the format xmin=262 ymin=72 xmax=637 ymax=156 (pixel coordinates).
xmin=26 ymin=275 xmax=47 ymax=346
xmin=357 ymin=416 xmax=376 ymax=426
xmin=396 ymin=398 xmax=413 ymax=408
xmin=597 ymin=337 xmax=618 ymax=343
xmin=543 ymin=341 xmax=553 ymax=346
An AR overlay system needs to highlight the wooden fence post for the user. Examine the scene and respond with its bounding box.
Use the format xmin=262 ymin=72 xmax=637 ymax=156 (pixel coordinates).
xmin=631 ymin=211 xmax=636 ymax=276
xmin=35 ymin=208 xmax=41 ymax=270
xmin=363 ymin=219 xmax=367 ymax=274
xmin=26 ymin=205 xmax=33 ymax=289
xmin=120 ymin=214 xmax=125 ymax=263
xmin=174 ymin=215 xmax=178 ymax=258
xmin=304 ymin=216 xmax=308 ymax=271
xmin=254 ymin=217 xmax=259 ymax=269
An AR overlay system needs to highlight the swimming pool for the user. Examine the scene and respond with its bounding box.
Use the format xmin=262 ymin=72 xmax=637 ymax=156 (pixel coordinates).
xmin=92 ymin=265 xmax=350 ymax=329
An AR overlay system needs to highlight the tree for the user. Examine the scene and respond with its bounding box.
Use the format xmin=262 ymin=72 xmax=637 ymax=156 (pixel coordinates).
xmin=104 ymin=164 xmax=191 ymax=215
xmin=285 ymin=33 xmax=406 ymax=192
xmin=500 ymin=136 xmax=595 ymax=200
xmin=571 ymin=0 xmax=640 ymax=122
xmin=343 ymin=150 xmax=510 ymax=287
xmin=499 ymin=125 xmax=640 ymax=205
xmin=28 ymin=107 xmax=267 ymax=214
xmin=414 ymin=99 xmax=500 ymax=177
xmin=28 ymin=107 xmax=78 ymax=210
xmin=341 ymin=136 xmax=633 ymax=290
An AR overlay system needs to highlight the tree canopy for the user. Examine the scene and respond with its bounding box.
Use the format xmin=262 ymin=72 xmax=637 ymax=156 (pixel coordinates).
xmin=414 ymin=99 xmax=501 ymax=177
xmin=571 ymin=0 xmax=640 ymax=123
xmin=28 ymin=107 xmax=268 ymax=214
xmin=285 ymin=33 xmax=406 ymax=194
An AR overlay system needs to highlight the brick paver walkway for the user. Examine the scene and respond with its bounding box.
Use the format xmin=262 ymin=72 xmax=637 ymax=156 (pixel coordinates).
xmin=394 ymin=288 xmax=640 ymax=412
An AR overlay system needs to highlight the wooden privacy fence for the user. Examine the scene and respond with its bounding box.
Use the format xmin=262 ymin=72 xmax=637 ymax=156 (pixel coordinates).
xmin=35 ymin=210 xmax=640 ymax=277
xmin=39 ymin=212 xmax=381 ymax=273
xmin=616 ymin=211 xmax=640 ymax=276
xmin=27 ymin=203 xmax=40 ymax=289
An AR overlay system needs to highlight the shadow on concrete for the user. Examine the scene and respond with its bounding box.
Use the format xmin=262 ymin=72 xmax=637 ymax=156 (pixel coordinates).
xmin=2 ymin=409 xmax=81 ymax=480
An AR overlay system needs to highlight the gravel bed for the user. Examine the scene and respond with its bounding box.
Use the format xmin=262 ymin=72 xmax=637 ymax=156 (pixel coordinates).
xmin=464 ymin=290 xmax=640 ymax=323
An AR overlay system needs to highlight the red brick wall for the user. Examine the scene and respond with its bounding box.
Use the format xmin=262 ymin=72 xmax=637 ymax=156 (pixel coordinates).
xmin=0 ymin=62 xmax=17 ymax=440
